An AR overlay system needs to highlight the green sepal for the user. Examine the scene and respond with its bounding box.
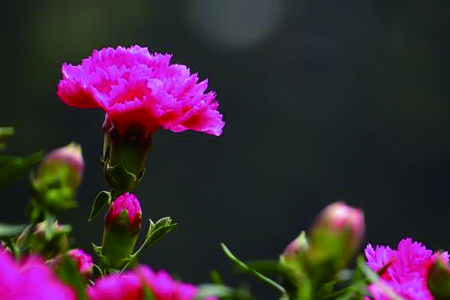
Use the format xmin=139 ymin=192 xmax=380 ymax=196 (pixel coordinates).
xmin=89 ymin=191 xmax=112 ymax=222
xmin=55 ymin=255 xmax=89 ymax=300
xmin=105 ymin=160 xmax=138 ymax=195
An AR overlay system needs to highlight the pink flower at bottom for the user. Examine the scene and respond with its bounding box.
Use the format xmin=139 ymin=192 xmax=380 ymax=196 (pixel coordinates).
xmin=88 ymin=265 xmax=215 ymax=300
xmin=0 ymin=247 xmax=76 ymax=300
xmin=364 ymin=238 xmax=449 ymax=300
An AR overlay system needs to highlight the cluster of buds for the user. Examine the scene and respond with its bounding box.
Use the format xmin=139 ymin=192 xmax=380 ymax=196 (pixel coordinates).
xmin=16 ymin=221 xmax=70 ymax=259
xmin=31 ymin=143 xmax=84 ymax=215
xmin=281 ymin=202 xmax=365 ymax=291
xmin=100 ymin=193 xmax=142 ymax=269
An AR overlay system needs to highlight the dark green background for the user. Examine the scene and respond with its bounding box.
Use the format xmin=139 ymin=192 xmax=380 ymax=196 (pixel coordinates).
xmin=1 ymin=1 xmax=450 ymax=298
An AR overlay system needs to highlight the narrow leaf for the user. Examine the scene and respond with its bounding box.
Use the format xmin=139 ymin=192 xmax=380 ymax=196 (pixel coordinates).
xmin=0 ymin=151 xmax=44 ymax=187
xmin=221 ymin=243 xmax=286 ymax=295
xmin=0 ymin=222 xmax=26 ymax=238
xmin=89 ymin=191 xmax=111 ymax=221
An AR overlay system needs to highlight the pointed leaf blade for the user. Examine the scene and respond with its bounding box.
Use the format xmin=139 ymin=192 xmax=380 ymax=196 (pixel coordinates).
xmin=89 ymin=191 xmax=111 ymax=222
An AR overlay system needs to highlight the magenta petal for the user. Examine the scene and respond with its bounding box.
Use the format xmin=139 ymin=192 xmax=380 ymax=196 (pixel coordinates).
xmin=57 ymin=45 xmax=224 ymax=136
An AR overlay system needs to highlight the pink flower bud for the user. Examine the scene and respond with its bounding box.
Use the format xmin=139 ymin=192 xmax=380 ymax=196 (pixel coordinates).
xmin=38 ymin=142 xmax=84 ymax=190
xmin=312 ymin=201 xmax=364 ymax=251
xmin=281 ymin=231 xmax=309 ymax=264
xmin=105 ymin=193 xmax=142 ymax=234
xmin=428 ymin=255 xmax=450 ymax=299
xmin=304 ymin=202 xmax=365 ymax=282
xmin=51 ymin=249 xmax=94 ymax=280
xmin=101 ymin=193 xmax=142 ymax=269
xmin=68 ymin=249 xmax=93 ymax=278
xmin=33 ymin=143 xmax=84 ymax=213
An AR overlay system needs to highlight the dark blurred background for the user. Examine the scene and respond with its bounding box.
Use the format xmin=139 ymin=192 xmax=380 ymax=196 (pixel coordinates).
xmin=1 ymin=0 xmax=450 ymax=298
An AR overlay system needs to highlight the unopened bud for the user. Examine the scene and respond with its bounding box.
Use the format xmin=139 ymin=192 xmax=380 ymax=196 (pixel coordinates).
xmin=101 ymin=193 xmax=142 ymax=269
xmin=305 ymin=202 xmax=364 ymax=282
xmin=33 ymin=143 xmax=84 ymax=213
xmin=428 ymin=256 xmax=450 ymax=300
xmin=16 ymin=221 xmax=70 ymax=259
xmin=281 ymin=231 xmax=309 ymax=265
xmin=52 ymin=249 xmax=93 ymax=279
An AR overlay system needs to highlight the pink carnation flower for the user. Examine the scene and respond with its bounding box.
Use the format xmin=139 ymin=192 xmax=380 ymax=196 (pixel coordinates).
xmin=0 ymin=247 xmax=76 ymax=300
xmin=365 ymin=238 xmax=449 ymax=300
xmin=57 ymin=45 xmax=224 ymax=137
xmin=88 ymin=265 xmax=214 ymax=300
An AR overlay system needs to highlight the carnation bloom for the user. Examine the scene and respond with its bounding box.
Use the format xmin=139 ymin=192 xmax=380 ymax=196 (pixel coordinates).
xmin=57 ymin=45 xmax=224 ymax=137
xmin=0 ymin=247 xmax=76 ymax=300
xmin=365 ymin=238 xmax=449 ymax=300
xmin=88 ymin=265 xmax=213 ymax=300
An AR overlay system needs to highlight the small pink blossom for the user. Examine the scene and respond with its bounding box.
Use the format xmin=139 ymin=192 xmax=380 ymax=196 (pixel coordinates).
xmin=57 ymin=46 xmax=224 ymax=137
xmin=0 ymin=247 xmax=76 ymax=300
xmin=88 ymin=265 xmax=215 ymax=300
xmin=365 ymin=238 xmax=449 ymax=300
xmin=67 ymin=249 xmax=93 ymax=278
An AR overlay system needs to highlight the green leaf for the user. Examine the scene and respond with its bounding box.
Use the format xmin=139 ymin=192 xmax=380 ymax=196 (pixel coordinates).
xmin=89 ymin=191 xmax=111 ymax=222
xmin=120 ymin=217 xmax=177 ymax=272
xmin=0 ymin=222 xmax=26 ymax=238
xmin=221 ymin=243 xmax=286 ymax=295
xmin=55 ymin=255 xmax=89 ymax=300
xmin=0 ymin=151 xmax=44 ymax=188
xmin=142 ymin=217 xmax=177 ymax=251
xmin=0 ymin=127 xmax=14 ymax=151
xmin=195 ymin=284 xmax=254 ymax=300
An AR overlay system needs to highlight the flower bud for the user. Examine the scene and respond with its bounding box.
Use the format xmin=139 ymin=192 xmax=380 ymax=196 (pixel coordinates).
xmin=281 ymin=231 xmax=309 ymax=265
xmin=101 ymin=193 xmax=142 ymax=269
xmin=52 ymin=249 xmax=93 ymax=279
xmin=304 ymin=202 xmax=364 ymax=282
xmin=33 ymin=143 xmax=84 ymax=213
xmin=428 ymin=256 xmax=450 ymax=300
xmin=16 ymin=221 xmax=70 ymax=259
xmin=102 ymin=117 xmax=153 ymax=194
